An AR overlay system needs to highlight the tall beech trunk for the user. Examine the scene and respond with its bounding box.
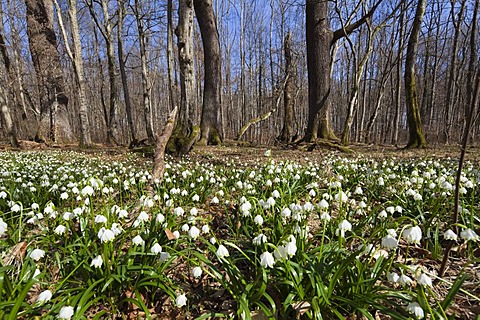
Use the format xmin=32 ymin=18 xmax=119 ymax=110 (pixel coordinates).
xmin=118 ymin=0 xmax=136 ymax=145
xmin=405 ymin=0 xmax=427 ymax=148
xmin=25 ymin=0 xmax=72 ymax=144
xmin=305 ymin=0 xmax=382 ymax=142
xmin=0 ymin=82 xmax=19 ymax=147
xmin=167 ymin=0 xmax=178 ymax=112
xmin=134 ymin=0 xmax=155 ymax=143
xmin=194 ymin=0 xmax=222 ymax=145
xmin=168 ymin=0 xmax=198 ymax=155
xmin=279 ymin=32 xmax=296 ymax=143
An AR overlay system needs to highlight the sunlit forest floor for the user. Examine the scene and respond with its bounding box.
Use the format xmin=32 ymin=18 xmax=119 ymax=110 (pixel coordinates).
xmin=0 ymin=141 xmax=479 ymax=319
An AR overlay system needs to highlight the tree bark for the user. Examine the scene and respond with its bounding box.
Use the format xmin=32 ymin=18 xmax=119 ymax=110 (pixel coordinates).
xmin=134 ymin=0 xmax=155 ymax=144
xmin=279 ymin=32 xmax=296 ymax=143
xmin=25 ymin=0 xmax=73 ymax=144
xmin=167 ymin=0 xmax=178 ymax=112
xmin=405 ymin=0 xmax=427 ymax=148
xmin=118 ymin=0 xmax=136 ymax=146
xmin=194 ymin=0 xmax=222 ymax=146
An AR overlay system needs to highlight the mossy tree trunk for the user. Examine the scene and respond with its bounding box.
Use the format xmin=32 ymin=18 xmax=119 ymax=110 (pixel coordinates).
xmin=25 ymin=0 xmax=73 ymax=144
xmin=194 ymin=0 xmax=222 ymax=146
xmin=405 ymin=0 xmax=427 ymax=148
xmin=168 ymin=0 xmax=199 ymax=155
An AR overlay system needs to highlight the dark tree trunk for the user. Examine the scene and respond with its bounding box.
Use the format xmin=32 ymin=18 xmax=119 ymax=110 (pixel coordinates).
xmin=194 ymin=0 xmax=222 ymax=145
xmin=305 ymin=0 xmax=335 ymax=142
xmin=279 ymin=32 xmax=296 ymax=143
xmin=405 ymin=0 xmax=427 ymax=148
xmin=25 ymin=0 xmax=72 ymax=144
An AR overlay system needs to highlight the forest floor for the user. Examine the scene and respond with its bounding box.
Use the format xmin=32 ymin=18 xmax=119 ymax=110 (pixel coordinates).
xmin=1 ymin=140 xmax=479 ymax=319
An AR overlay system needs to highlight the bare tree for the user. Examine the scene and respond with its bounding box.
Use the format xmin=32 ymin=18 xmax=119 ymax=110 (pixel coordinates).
xmin=194 ymin=0 xmax=222 ymax=145
xmin=25 ymin=0 xmax=73 ymax=144
xmin=404 ymin=0 xmax=427 ymax=148
xmin=304 ymin=0 xmax=383 ymax=142
xmin=279 ymin=32 xmax=296 ymax=143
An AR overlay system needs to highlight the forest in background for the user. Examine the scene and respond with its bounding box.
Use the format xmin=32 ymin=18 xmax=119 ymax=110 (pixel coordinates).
xmin=0 ymin=0 xmax=479 ymax=149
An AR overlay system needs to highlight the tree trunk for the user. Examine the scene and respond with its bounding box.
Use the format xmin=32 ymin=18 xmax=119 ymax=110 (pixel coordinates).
xmin=118 ymin=0 xmax=136 ymax=146
xmin=405 ymin=0 xmax=427 ymax=148
xmin=57 ymin=0 xmax=92 ymax=147
xmin=167 ymin=0 xmax=178 ymax=112
xmin=168 ymin=0 xmax=199 ymax=155
xmin=305 ymin=0 xmax=335 ymax=142
xmin=279 ymin=32 xmax=296 ymax=143
xmin=0 ymin=81 xmax=19 ymax=147
xmin=134 ymin=0 xmax=155 ymax=143
xmin=25 ymin=0 xmax=73 ymax=144
xmin=194 ymin=0 xmax=222 ymax=145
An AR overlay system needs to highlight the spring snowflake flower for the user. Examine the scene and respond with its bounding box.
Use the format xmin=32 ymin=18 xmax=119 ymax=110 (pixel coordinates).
xmin=54 ymin=225 xmax=67 ymax=235
xmin=272 ymin=190 xmax=281 ymax=198
xmin=94 ymin=215 xmax=108 ymax=224
xmin=192 ymin=266 xmax=203 ymax=278
xmin=264 ymin=149 xmax=272 ymax=157
xmin=320 ymin=212 xmax=331 ymax=221
xmin=253 ymin=233 xmax=267 ymax=246
xmin=285 ymin=236 xmax=297 ymax=257
xmin=58 ymin=306 xmax=75 ymax=319
xmin=189 ymin=226 xmax=200 ymax=239
xmin=216 ymin=244 xmax=229 ymax=258
xmin=387 ymin=272 xmax=399 ymax=284
xmin=416 ymin=273 xmax=432 ymax=287
xmin=211 ymin=196 xmax=219 ymax=204
xmin=30 ymin=249 xmax=45 ymax=261
xmin=90 ymin=255 xmax=103 ymax=268
xmin=281 ymin=208 xmax=291 ymax=218
xmin=132 ymin=235 xmax=144 ymax=246
xmin=173 ymin=231 xmax=180 ymax=239
xmin=118 ymin=209 xmax=128 ymax=218
xmin=260 ymin=251 xmax=275 ymax=268
xmin=81 ymin=185 xmax=94 ymax=196
xmin=174 ymin=207 xmax=185 ymax=217
xmin=460 ymin=228 xmax=479 ymax=241
xmin=378 ymin=210 xmax=388 ymax=219
xmin=318 ymin=199 xmax=329 ymax=209
xmin=0 ymin=191 xmax=7 ymax=199
xmin=398 ymin=274 xmax=413 ymax=286
xmin=60 ymin=192 xmax=69 ymax=200
xmin=336 ymin=219 xmax=352 ymax=238
xmin=181 ymin=224 xmax=190 ymax=232
xmin=175 ymin=293 xmax=187 ymax=307
xmin=190 ymin=207 xmax=198 ymax=216
xmin=0 ymin=217 xmax=7 ymax=236
xmin=36 ymin=289 xmax=53 ymax=304
xmin=254 ymin=215 xmax=264 ymax=226
xmin=402 ymin=226 xmax=422 ymax=244
xmin=274 ymin=245 xmax=288 ymax=261
xmin=240 ymin=201 xmax=252 ymax=216
xmin=210 ymin=237 xmax=216 ymax=244
xmin=150 ymin=243 xmax=162 ymax=254
xmin=334 ymin=191 xmax=348 ymax=203
xmin=202 ymin=225 xmax=210 ymax=233
xmin=381 ymin=235 xmax=398 ymax=250
xmin=98 ymin=227 xmax=115 ymax=242
xmin=443 ymin=229 xmax=458 ymax=241
xmin=407 ymin=302 xmax=424 ymax=319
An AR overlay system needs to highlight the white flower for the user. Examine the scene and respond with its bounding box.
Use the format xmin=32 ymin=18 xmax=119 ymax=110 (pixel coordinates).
xmin=443 ymin=229 xmax=457 ymax=241
xmin=281 ymin=208 xmax=291 ymax=218
xmin=318 ymin=199 xmax=329 ymax=209
xmin=210 ymin=196 xmax=219 ymax=204
xmin=81 ymin=185 xmax=94 ymax=196
xmin=155 ymin=213 xmax=165 ymax=223
xmin=378 ymin=210 xmax=387 ymax=219
xmin=202 ymin=225 xmax=210 ymax=234
xmin=174 ymin=207 xmax=185 ymax=216
xmin=335 ymin=191 xmax=348 ymax=203
xmin=398 ymin=274 xmax=413 ymax=286
xmin=58 ymin=306 xmax=75 ymax=319
xmin=30 ymin=248 xmax=45 ymax=261
xmin=181 ymin=224 xmax=190 ymax=232
xmin=381 ymin=235 xmax=398 ymax=250
xmin=406 ymin=302 xmax=424 ymax=319
xmin=274 ymin=245 xmax=288 ymax=261
xmin=336 ymin=219 xmax=352 ymax=237
xmin=134 ymin=211 xmax=150 ymax=226
xmin=60 ymin=192 xmax=69 ymax=200
xmin=160 ymin=252 xmax=170 ymax=262
xmin=387 ymin=229 xmax=397 ymax=238
xmin=260 ymin=251 xmax=275 ymax=268
xmin=132 ymin=235 xmax=144 ymax=246
xmin=118 ymin=209 xmax=128 ymax=218
xmin=175 ymin=293 xmax=187 ymax=307
xmin=192 ymin=194 xmax=200 ymax=202
xmin=264 ymin=149 xmax=272 ymax=157
xmin=210 ymin=237 xmax=216 ymax=244
xmin=387 ymin=272 xmax=399 ymax=284
xmin=150 ymin=243 xmax=162 ymax=254
xmin=0 ymin=217 xmax=7 ymax=236
xmin=191 ymin=266 xmax=202 ymax=278
xmin=272 ymin=190 xmax=281 ymax=198
xmin=90 ymin=255 xmax=103 ymax=268
xmin=173 ymin=231 xmax=180 ymax=239
xmin=54 ymin=225 xmax=67 ymax=235
xmin=460 ymin=228 xmax=479 ymax=241
xmin=253 ymin=233 xmax=267 ymax=246
xmin=402 ymin=226 xmax=422 ymax=244
xmin=188 ymin=226 xmax=200 ymax=239
xmin=36 ymin=290 xmax=53 ymax=303
xmin=98 ymin=227 xmax=115 ymax=242
xmin=11 ymin=203 xmax=21 ymax=212
xmin=416 ymin=273 xmax=432 ymax=287
xmin=320 ymin=212 xmax=331 ymax=221
xmin=285 ymin=238 xmax=297 ymax=257
xmin=94 ymin=215 xmax=108 ymax=224
xmin=216 ymin=244 xmax=229 ymax=258
xmin=254 ymin=215 xmax=264 ymax=225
